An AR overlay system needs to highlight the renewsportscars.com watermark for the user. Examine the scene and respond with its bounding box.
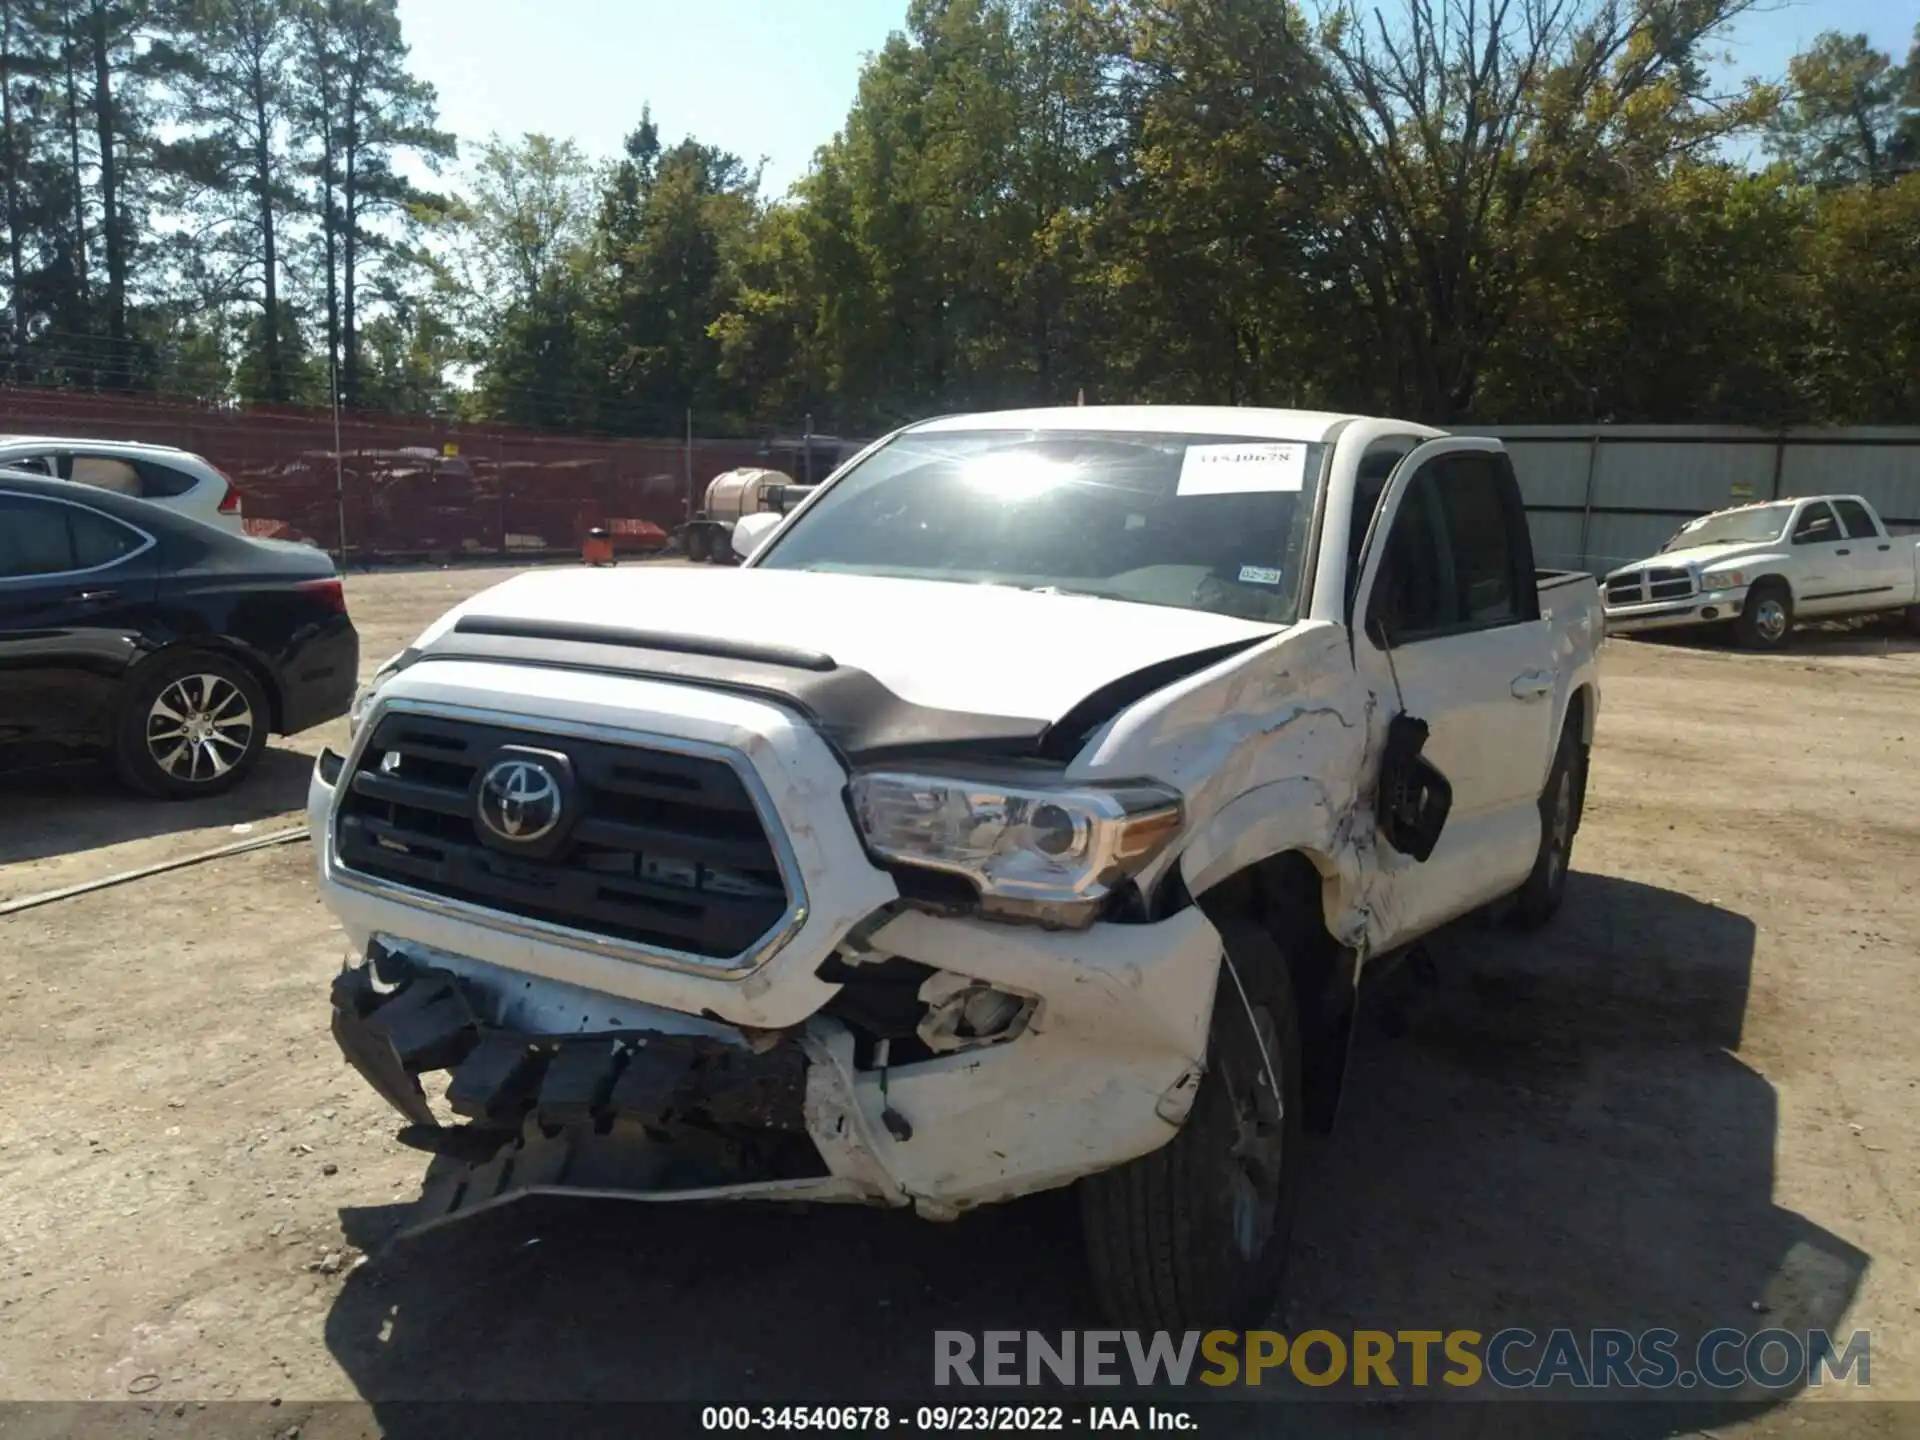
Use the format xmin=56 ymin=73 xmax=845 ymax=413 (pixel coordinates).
xmin=933 ymin=1328 xmax=1872 ymax=1392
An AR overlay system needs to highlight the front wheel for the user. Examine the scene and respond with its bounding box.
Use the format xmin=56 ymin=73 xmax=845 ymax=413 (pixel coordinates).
xmin=1079 ymin=917 xmax=1303 ymax=1330
xmin=685 ymin=527 xmax=712 ymax=563
xmin=1735 ymin=581 xmax=1793 ymax=650
xmin=112 ymin=652 xmax=270 ymax=799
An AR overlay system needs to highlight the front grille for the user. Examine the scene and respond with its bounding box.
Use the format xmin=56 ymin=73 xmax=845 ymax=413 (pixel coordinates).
xmin=1604 ymin=575 xmax=1645 ymax=606
xmin=334 ymin=710 xmax=791 ymax=963
xmin=1605 ymin=567 xmax=1695 ymax=606
xmin=1645 ymin=566 xmax=1694 ymax=601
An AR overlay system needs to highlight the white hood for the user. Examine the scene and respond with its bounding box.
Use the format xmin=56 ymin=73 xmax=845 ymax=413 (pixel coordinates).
xmin=1616 ymin=539 xmax=1776 ymax=575
xmin=421 ymin=566 xmax=1282 ymax=720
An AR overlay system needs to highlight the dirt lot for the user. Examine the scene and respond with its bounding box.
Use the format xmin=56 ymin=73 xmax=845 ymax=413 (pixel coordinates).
xmin=2 ymin=563 xmax=1918 ymax=1435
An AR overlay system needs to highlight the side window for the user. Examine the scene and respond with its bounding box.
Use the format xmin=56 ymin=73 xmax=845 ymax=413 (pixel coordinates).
xmin=135 ymin=460 xmax=197 ymax=498
xmin=1792 ymin=502 xmax=1840 ymax=545
xmin=1431 ymin=455 xmax=1521 ymax=624
xmin=1832 ymin=499 xmax=1879 ymax=539
xmin=1367 ymin=452 xmax=1529 ymax=645
xmin=1 ymin=453 xmax=57 ymax=476
xmin=1370 ymin=474 xmax=1453 ymax=642
xmin=0 ymin=495 xmax=145 ymax=578
xmin=1346 ymin=440 xmax=1417 ymax=607
xmin=0 ymin=496 xmax=79 ymax=577
xmin=69 ymin=509 xmax=146 ymax=569
xmin=67 ymin=454 xmax=143 ymax=495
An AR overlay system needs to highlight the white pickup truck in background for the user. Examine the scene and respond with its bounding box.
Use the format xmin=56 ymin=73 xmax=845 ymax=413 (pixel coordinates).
xmin=311 ymin=405 xmax=1601 ymax=1329
xmin=1602 ymin=494 xmax=1920 ymax=650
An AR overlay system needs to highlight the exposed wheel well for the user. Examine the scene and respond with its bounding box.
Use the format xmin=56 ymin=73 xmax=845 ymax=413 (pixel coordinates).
xmin=1196 ymin=850 xmax=1354 ymax=1135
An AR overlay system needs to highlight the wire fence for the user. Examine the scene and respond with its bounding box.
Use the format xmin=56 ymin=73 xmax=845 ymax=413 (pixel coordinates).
xmin=0 ymin=388 xmax=785 ymax=562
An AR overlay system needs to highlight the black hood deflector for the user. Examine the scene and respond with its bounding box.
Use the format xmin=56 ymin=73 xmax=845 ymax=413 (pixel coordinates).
xmin=415 ymin=616 xmax=1261 ymax=768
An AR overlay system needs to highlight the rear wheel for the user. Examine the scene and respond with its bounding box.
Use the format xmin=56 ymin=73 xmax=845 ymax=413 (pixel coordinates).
xmin=1735 ymin=581 xmax=1793 ymax=650
xmin=1080 ymin=916 xmax=1303 ymax=1329
xmin=1510 ymin=719 xmax=1583 ymax=930
xmin=112 ymin=652 xmax=269 ymax=800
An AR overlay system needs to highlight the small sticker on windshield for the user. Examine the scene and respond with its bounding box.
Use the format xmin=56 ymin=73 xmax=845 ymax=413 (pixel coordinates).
xmin=1178 ymin=443 xmax=1306 ymax=496
xmin=1238 ymin=565 xmax=1283 ymax=585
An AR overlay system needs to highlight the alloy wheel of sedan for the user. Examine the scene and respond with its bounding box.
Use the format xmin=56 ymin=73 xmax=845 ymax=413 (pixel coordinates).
xmin=146 ymin=673 xmax=257 ymax=783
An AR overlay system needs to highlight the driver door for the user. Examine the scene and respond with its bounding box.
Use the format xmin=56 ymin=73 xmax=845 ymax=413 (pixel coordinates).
xmin=1349 ymin=438 xmax=1559 ymax=948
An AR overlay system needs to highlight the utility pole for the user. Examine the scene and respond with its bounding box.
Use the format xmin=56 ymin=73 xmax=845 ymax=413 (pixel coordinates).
xmin=331 ymin=354 xmax=348 ymax=563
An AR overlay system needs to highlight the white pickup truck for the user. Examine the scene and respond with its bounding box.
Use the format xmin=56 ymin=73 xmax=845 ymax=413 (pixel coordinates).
xmin=1602 ymin=493 xmax=1920 ymax=649
xmin=311 ymin=406 xmax=1602 ymax=1328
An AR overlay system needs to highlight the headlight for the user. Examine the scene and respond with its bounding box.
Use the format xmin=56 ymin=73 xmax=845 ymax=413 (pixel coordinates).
xmin=848 ymin=771 xmax=1183 ymax=927
xmin=1699 ymin=569 xmax=1747 ymax=592
xmin=347 ymin=655 xmax=404 ymax=739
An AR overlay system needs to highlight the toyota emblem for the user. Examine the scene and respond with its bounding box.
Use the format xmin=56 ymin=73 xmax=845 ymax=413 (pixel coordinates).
xmin=476 ymin=758 xmax=563 ymax=842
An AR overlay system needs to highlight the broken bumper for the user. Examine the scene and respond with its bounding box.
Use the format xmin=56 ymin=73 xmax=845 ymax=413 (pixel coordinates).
xmin=332 ymin=903 xmax=1225 ymax=1235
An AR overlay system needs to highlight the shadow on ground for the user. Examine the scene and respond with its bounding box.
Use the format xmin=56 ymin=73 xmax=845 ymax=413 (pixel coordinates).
xmin=1622 ymin=613 xmax=1920 ymax=658
xmin=0 ymin=744 xmax=313 ymax=869
xmin=323 ymin=872 xmax=1869 ymax=1438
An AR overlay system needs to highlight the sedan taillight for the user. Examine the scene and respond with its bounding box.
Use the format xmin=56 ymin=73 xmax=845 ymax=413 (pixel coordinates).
xmin=300 ymin=577 xmax=347 ymax=614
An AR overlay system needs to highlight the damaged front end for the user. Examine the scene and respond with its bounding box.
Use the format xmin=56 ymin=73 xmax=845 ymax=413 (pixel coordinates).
xmin=331 ymin=892 xmax=1227 ymax=1238
xmin=332 ymin=942 xmax=899 ymax=1237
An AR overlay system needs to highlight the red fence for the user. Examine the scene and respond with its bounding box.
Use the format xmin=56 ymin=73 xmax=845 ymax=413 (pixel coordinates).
xmin=0 ymin=389 xmax=770 ymax=559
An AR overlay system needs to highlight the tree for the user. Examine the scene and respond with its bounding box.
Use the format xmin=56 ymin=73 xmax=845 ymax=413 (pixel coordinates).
xmin=585 ymin=122 xmax=761 ymax=431
xmin=1767 ymin=30 xmax=1915 ymax=187
xmin=445 ymin=131 xmax=596 ymax=427
xmin=154 ymin=0 xmax=300 ymax=400
xmin=294 ymin=0 xmax=450 ymax=408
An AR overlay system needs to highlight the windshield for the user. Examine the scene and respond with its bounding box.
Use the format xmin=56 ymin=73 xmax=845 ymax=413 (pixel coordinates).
xmin=751 ymin=429 xmax=1327 ymax=625
xmin=1662 ymin=504 xmax=1791 ymax=551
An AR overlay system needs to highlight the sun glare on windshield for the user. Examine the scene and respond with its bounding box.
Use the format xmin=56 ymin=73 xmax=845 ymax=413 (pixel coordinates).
xmin=959 ymin=452 xmax=1078 ymax=501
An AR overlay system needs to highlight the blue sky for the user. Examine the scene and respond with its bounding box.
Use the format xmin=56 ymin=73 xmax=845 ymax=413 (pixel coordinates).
xmin=395 ymin=0 xmax=1918 ymax=198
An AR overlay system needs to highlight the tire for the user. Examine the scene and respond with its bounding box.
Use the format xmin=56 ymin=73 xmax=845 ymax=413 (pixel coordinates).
xmin=1906 ymin=604 xmax=1920 ymax=636
xmin=1734 ymin=580 xmax=1793 ymax=650
xmin=1079 ymin=915 xmax=1303 ymax=1330
xmin=686 ymin=528 xmax=711 ymax=564
xmin=112 ymin=651 xmax=270 ymax=800
xmin=1509 ymin=719 xmax=1583 ymax=930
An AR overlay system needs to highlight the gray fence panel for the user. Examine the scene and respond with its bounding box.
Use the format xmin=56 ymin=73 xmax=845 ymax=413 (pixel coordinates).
xmin=1499 ymin=440 xmax=1594 ymax=508
xmin=1478 ymin=426 xmax=1920 ymax=574
xmin=1779 ymin=444 xmax=1920 ymax=528
xmin=1523 ymin=510 xmax=1588 ymax=573
xmin=1590 ymin=441 xmax=1778 ymax=514
xmin=1584 ymin=512 xmax=1698 ymax=576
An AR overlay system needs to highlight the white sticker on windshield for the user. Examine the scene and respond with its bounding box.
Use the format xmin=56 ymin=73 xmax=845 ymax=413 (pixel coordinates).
xmin=1238 ymin=565 xmax=1283 ymax=586
xmin=1178 ymin=443 xmax=1306 ymax=496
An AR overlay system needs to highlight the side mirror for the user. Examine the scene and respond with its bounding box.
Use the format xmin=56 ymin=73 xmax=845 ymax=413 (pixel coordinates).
xmin=732 ymin=511 xmax=782 ymax=560
xmin=1377 ymin=713 xmax=1452 ymax=862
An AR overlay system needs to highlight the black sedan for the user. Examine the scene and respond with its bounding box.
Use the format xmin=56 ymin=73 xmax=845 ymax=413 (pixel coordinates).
xmin=0 ymin=470 xmax=359 ymax=798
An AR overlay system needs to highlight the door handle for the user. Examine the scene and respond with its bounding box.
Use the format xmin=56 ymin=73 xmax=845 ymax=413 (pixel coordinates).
xmin=1836 ymin=548 xmax=1850 ymax=556
xmin=72 ymin=588 xmax=120 ymax=605
xmin=1511 ymin=671 xmax=1554 ymax=701
xmin=1879 ymin=544 xmax=1891 ymax=551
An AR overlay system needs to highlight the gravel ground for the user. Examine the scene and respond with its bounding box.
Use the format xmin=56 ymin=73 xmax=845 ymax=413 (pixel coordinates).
xmin=2 ymin=562 xmax=1917 ymax=1437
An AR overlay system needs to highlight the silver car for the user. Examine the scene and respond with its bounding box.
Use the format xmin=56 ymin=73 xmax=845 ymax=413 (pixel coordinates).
xmin=0 ymin=435 xmax=247 ymax=536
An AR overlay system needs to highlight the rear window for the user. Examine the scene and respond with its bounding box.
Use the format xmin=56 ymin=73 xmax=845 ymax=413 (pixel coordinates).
xmin=135 ymin=460 xmax=198 ymax=498
xmin=68 ymin=455 xmax=144 ymax=495
xmin=0 ymin=494 xmax=146 ymax=577
xmin=1833 ymin=499 xmax=1879 ymax=539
